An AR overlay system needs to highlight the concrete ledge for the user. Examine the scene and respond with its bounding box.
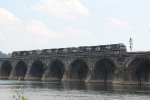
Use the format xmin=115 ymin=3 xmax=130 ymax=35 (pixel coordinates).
xmin=122 ymin=81 xmax=150 ymax=85
xmin=25 ymin=77 xmax=42 ymax=81
xmin=0 ymin=76 xmax=9 ymax=79
xmin=42 ymin=77 xmax=61 ymax=81
xmin=87 ymin=79 xmax=113 ymax=83
xmin=9 ymin=76 xmax=25 ymax=80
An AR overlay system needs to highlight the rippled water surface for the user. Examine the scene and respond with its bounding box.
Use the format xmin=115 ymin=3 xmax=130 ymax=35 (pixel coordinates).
xmin=0 ymin=80 xmax=150 ymax=100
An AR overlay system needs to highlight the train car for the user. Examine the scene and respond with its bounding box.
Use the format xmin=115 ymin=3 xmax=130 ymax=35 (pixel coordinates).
xmin=105 ymin=43 xmax=126 ymax=52
xmin=96 ymin=43 xmax=126 ymax=53
xmin=49 ymin=49 xmax=57 ymax=53
xmin=77 ymin=46 xmax=89 ymax=52
xmin=36 ymin=50 xmax=42 ymax=55
xmin=57 ymin=48 xmax=64 ymax=53
xmin=29 ymin=50 xmax=37 ymax=55
xmin=117 ymin=43 xmax=126 ymax=52
xmin=72 ymin=48 xmax=78 ymax=52
xmin=65 ymin=47 xmax=77 ymax=53
xmin=98 ymin=45 xmax=112 ymax=51
xmin=41 ymin=49 xmax=49 ymax=55
xmin=11 ymin=52 xmax=18 ymax=57
xmin=12 ymin=51 xmax=30 ymax=57
xmin=20 ymin=51 xmax=30 ymax=56
xmin=47 ymin=49 xmax=52 ymax=54
xmin=63 ymin=48 xmax=68 ymax=53
xmin=11 ymin=43 xmax=126 ymax=57
xmin=62 ymin=47 xmax=76 ymax=53
xmin=42 ymin=49 xmax=56 ymax=54
xmin=90 ymin=46 xmax=99 ymax=52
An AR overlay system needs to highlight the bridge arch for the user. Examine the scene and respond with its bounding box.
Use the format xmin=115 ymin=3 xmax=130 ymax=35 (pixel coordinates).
xmin=92 ymin=58 xmax=115 ymax=82
xmin=29 ymin=60 xmax=45 ymax=80
xmin=127 ymin=56 xmax=150 ymax=83
xmin=0 ymin=61 xmax=12 ymax=79
xmin=45 ymin=60 xmax=65 ymax=81
xmin=69 ymin=59 xmax=89 ymax=81
xmin=15 ymin=61 xmax=27 ymax=79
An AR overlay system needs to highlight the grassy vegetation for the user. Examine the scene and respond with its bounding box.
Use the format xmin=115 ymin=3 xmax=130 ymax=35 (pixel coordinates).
xmin=13 ymin=88 xmax=28 ymax=100
xmin=12 ymin=78 xmax=28 ymax=100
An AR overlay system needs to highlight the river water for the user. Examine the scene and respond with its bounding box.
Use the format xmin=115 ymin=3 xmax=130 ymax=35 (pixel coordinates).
xmin=0 ymin=80 xmax=150 ymax=100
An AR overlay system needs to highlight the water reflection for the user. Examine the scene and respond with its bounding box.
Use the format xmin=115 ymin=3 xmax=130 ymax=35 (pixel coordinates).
xmin=24 ymin=81 xmax=150 ymax=93
xmin=0 ymin=80 xmax=150 ymax=92
xmin=0 ymin=80 xmax=150 ymax=100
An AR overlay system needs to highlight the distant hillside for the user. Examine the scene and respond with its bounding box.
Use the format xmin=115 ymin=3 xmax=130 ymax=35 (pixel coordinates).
xmin=0 ymin=51 xmax=10 ymax=58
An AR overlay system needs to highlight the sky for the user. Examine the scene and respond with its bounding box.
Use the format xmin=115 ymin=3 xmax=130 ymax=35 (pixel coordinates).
xmin=0 ymin=0 xmax=150 ymax=53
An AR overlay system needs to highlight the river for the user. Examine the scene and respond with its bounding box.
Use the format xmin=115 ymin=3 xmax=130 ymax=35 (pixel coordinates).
xmin=0 ymin=80 xmax=149 ymax=100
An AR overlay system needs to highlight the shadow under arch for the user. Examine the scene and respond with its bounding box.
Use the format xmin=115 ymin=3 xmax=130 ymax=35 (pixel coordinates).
xmin=127 ymin=56 xmax=150 ymax=84
xmin=0 ymin=61 xmax=12 ymax=79
xmin=15 ymin=61 xmax=27 ymax=80
xmin=69 ymin=59 xmax=89 ymax=81
xmin=45 ymin=60 xmax=65 ymax=81
xmin=29 ymin=60 xmax=45 ymax=80
xmin=92 ymin=58 xmax=115 ymax=83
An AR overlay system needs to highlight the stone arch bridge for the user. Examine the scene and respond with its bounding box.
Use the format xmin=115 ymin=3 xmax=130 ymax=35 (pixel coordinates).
xmin=0 ymin=44 xmax=150 ymax=84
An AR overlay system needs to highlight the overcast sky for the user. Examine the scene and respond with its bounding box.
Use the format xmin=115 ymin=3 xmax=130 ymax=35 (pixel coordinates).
xmin=0 ymin=0 xmax=150 ymax=53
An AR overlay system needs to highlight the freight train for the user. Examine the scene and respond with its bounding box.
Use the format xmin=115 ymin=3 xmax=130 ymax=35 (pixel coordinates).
xmin=11 ymin=43 xmax=126 ymax=57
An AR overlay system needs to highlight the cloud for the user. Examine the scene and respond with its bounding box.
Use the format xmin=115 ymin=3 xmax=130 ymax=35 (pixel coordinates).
xmin=27 ymin=21 xmax=91 ymax=40
xmin=63 ymin=27 xmax=91 ymax=36
xmin=0 ymin=8 xmax=21 ymax=24
xmin=27 ymin=20 xmax=59 ymax=38
xmin=107 ymin=17 xmax=132 ymax=30
xmin=29 ymin=0 xmax=91 ymax=20
xmin=105 ymin=0 xmax=126 ymax=3
xmin=0 ymin=8 xmax=91 ymax=52
xmin=0 ymin=8 xmax=22 ymax=38
xmin=0 ymin=8 xmax=90 ymax=39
